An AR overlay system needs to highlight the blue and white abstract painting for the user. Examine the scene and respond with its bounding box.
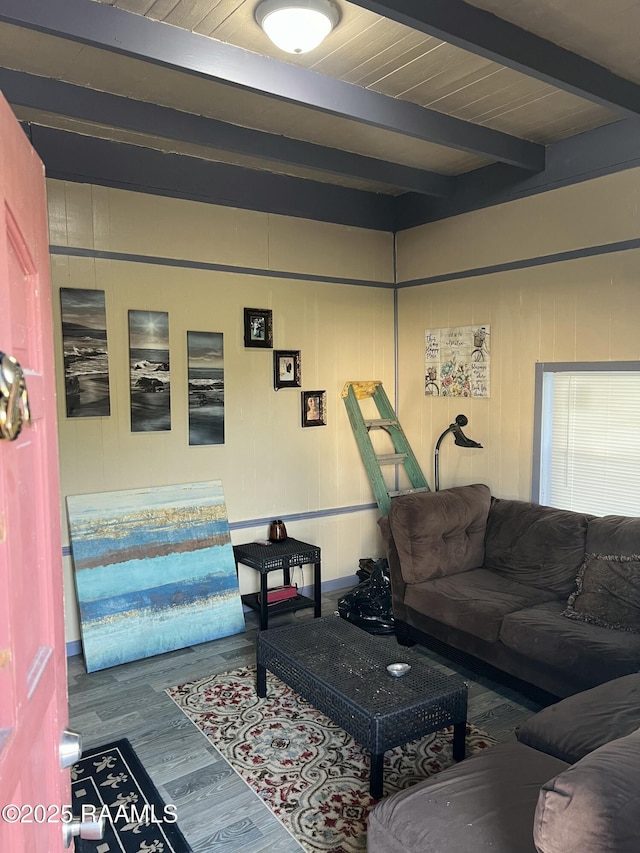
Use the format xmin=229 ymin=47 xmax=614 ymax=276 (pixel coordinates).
xmin=67 ymin=480 xmax=245 ymax=672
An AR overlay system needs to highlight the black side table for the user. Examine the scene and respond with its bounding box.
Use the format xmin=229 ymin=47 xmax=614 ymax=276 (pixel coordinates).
xmin=233 ymin=538 xmax=322 ymax=630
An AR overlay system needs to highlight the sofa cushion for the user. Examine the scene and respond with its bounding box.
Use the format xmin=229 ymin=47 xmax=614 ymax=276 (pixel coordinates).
xmin=564 ymin=553 xmax=640 ymax=634
xmin=563 ymin=514 xmax=640 ymax=635
xmin=367 ymin=742 xmax=568 ymax=853
xmin=516 ymin=674 xmax=640 ymax=763
xmin=586 ymin=513 xmax=640 ymax=555
xmin=387 ymin=484 xmax=491 ymax=585
xmin=405 ymin=569 xmax=554 ymax=643
xmin=484 ymin=499 xmax=591 ymax=597
xmin=534 ymin=729 xmax=640 ymax=853
xmin=500 ymin=601 xmax=640 ymax=688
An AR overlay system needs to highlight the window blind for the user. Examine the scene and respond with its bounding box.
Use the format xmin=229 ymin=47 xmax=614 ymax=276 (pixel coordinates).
xmin=540 ymin=371 xmax=640 ymax=517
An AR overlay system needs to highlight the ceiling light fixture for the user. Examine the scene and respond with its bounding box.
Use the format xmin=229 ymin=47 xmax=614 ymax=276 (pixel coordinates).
xmin=255 ymin=0 xmax=340 ymax=54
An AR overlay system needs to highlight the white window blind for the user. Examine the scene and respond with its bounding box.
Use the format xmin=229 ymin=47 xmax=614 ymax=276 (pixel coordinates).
xmin=540 ymin=371 xmax=640 ymax=517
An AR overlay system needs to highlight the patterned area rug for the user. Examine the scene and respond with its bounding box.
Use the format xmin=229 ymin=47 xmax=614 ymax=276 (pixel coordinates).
xmin=166 ymin=665 xmax=494 ymax=853
xmin=73 ymin=739 xmax=191 ymax=853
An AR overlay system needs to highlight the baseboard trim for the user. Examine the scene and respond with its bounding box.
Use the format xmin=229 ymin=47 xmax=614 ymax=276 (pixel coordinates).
xmin=65 ymin=639 xmax=83 ymax=658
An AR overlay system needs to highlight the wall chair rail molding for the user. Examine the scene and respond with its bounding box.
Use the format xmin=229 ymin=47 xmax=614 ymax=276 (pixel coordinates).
xmin=61 ymin=501 xmax=380 ymax=559
xmin=48 ymin=245 xmax=394 ymax=290
xmin=397 ymin=238 xmax=640 ymax=289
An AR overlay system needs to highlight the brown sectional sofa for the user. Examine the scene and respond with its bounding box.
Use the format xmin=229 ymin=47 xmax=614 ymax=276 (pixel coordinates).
xmin=367 ymin=674 xmax=640 ymax=853
xmin=379 ymin=484 xmax=640 ymax=698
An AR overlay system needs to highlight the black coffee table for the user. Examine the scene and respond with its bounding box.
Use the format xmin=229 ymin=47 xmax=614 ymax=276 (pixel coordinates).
xmin=256 ymin=615 xmax=468 ymax=798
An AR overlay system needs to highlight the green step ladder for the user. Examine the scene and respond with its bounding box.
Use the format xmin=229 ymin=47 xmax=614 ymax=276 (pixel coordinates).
xmin=341 ymin=381 xmax=431 ymax=516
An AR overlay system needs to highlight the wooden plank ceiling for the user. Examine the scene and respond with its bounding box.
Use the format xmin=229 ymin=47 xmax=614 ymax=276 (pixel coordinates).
xmin=0 ymin=0 xmax=638 ymax=219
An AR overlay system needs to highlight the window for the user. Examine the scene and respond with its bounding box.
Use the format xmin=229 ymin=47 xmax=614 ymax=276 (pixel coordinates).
xmin=533 ymin=362 xmax=640 ymax=517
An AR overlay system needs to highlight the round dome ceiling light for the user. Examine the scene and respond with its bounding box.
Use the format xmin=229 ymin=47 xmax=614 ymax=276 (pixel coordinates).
xmin=255 ymin=0 xmax=340 ymax=54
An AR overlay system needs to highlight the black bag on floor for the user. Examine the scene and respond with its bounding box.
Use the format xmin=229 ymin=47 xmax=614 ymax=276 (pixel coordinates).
xmin=338 ymin=558 xmax=395 ymax=635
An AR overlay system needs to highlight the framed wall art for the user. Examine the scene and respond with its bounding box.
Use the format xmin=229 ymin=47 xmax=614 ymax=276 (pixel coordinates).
xmin=129 ymin=309 xmax=171 ymax=431
xmin=273 ymin=350 xmax=301 ymax=390
xmin=244 ymin=307 xmax=273 ymax=348
xmin=187 ymin=330 xmax=224 ymax=446
xmin=60 ymin=288 xmax=111 ymax=418
xmin=425 ymin=324 xmax=491 ymax=398
xmin=302 ymin=390 xmax=326 ymax=427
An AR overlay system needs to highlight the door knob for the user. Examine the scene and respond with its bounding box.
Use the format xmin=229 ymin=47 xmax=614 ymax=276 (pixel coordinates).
xmin=0 ymin=352 xmax=30 ymax=441
xmin=59 ymin=729 xmax=83 ymax=769
xmin=62 ymin=815 xmax=105 ymax=848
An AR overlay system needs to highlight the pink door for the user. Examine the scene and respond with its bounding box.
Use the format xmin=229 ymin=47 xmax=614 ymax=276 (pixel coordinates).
xmin=0 ymin=92 xmax=72 ymax=850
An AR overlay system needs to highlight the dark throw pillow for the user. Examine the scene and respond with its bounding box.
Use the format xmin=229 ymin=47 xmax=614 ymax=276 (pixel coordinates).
xmin=563 ymin=553 xmax=640 ymax=634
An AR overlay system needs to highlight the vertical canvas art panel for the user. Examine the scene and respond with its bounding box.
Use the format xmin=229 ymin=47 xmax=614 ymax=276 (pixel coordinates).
xmin=60 ymin=288 xmax=110 ymax=417
xmin=187 ymin=331 xmax=224 ymax=446
xmin=67 ymin=480 xmax=245 ymax=672
xmin=129 ymin=309 xmax=171 ymax=431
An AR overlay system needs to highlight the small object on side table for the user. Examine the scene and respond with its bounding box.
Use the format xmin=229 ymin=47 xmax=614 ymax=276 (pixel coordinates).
xmin=269 ymin=519 xmax=287 ymax=542
xmin=258 ymin=584 xmax=298 ymax=605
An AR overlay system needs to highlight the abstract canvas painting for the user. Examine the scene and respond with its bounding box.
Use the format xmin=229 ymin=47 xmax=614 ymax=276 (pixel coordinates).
xmin=67 ymin=480 xmax=245 ymax=672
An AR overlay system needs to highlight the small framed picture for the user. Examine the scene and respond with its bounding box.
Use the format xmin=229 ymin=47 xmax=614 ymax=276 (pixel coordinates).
xmin=302 ymin=390 xmax=326 ymax=427
xmin=244 ymin=308 xmax=273 ymax=348
xmin=273 ymin=350 xmax=301 ymax=390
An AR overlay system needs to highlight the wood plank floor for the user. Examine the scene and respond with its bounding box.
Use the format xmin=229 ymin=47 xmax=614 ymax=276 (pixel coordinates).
xmin=67 ymin=587 xmax=543 ymax=852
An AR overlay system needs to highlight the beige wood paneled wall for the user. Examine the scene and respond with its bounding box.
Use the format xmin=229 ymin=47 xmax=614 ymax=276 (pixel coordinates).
xmin=52 ymin=165 xmax=640 ymax=646
xmin=395 ymin=168 xmax=640 ymax=500
xmin=48 ymin=180 xmax=395 ymax=643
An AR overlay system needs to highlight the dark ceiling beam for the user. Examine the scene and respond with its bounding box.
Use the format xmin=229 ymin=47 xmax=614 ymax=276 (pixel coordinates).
xmin=350 ymin=0 xmax=640 ymax=118
xmin=24 ymin=124 xmax=398 ymax=232
xmin=397 ymin=116 xmax=640 ymax=230
xmin=0 ymin=68 xmax=451 ymax=197
xmin=0 ymin=0 xmax=544 ymax=172
xmin=23 ymin=115 xmax=640 ymax=236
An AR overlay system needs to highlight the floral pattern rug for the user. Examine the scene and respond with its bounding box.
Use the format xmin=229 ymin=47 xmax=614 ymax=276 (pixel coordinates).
xmin=166 ymin=665 xmax=494 ymax=853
